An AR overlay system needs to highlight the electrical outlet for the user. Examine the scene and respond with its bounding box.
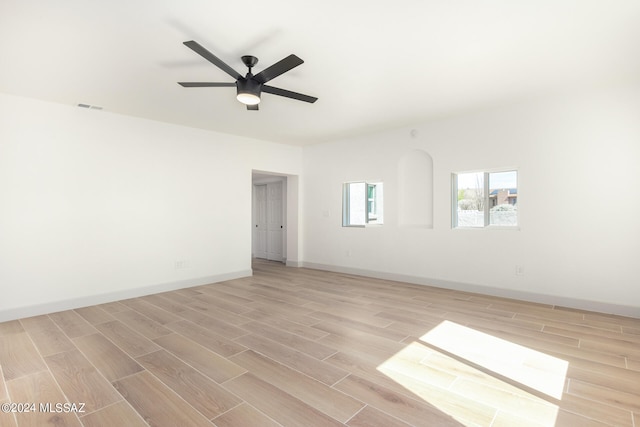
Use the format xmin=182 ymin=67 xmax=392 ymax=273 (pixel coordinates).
xmin=515 ymin=265 xmax=524 ymax=276
xmin=175 ymin=260 xmax=188 ymax=269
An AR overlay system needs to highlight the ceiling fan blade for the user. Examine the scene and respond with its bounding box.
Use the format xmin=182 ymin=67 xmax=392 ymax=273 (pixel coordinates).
xmin=247 ymin=104 xmax=259 ymax=111
xmin=178 ymin=82 xmax=236 ymax=87
xmin=253 ymin=54 xmax=304 ymax=84
xmin=262 ymin=85 xmax=318 ymax=103
xmin=183 ymin=40 xmax=242 ymax=80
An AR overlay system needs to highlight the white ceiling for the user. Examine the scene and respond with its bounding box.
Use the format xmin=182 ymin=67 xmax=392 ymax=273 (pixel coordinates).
xmin=2 ymin=0 xmax=640 ymax=146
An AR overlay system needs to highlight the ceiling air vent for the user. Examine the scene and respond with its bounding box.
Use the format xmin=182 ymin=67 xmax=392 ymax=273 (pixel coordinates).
xmin=77 ymin=103 xmax=103 ymax=110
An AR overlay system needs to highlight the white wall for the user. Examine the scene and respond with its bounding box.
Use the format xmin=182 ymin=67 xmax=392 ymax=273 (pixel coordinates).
xmin=302 ymin=83 xmax=640 ymax=317
xmin=0 ymin=93 xmax=302 ymax=321
xmin=3 ymin=84 xmax=639 ymax=320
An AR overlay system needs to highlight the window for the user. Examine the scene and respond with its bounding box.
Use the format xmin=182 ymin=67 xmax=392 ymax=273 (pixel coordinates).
xmin=343 ymin=182 xmax=384 ymax=226
xmin=453 ymin=170 xmax=517 ymax=228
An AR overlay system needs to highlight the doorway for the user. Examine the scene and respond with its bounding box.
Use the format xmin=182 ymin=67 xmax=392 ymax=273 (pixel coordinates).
xmin=252 ymin=174 xmax=286 ymax=263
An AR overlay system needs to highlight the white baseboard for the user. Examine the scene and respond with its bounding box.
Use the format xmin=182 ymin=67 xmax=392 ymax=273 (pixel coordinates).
xmin=0 ymin=269 xmax=252 ymax=323
xmin=300 ymin=262 xmax=640 ymax=319
xmin=285 ymin=260 xmax=303 ymax=268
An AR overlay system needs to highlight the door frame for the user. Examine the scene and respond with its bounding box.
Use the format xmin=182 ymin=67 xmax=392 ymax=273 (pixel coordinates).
xmin=251 ymin=171 xmax=299 ymax=266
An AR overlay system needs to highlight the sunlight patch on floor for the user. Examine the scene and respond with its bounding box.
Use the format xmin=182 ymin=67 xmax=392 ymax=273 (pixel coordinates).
xmin=421 ymin=321 xmax=568 ymax=399
xmin=377 ymin=321 xmax=568 ymax=426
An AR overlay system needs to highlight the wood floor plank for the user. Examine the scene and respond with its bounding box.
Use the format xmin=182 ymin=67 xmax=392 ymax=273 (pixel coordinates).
xmin=296 ymin=288 xmax=375 ymax=308
xmin=20 ymin=315 xmax=75 ymax=357
xmin=553 ymin=409 xmax=613 ymax=426
xmin=493 ymin=302 xmax=585 ymax=323
xmin=171 ymin=287 xmax=204 ymax=298
xmin=316 ymin=330 xmax=406 ymax=374
xmin=240 ymin=309 xmax=328 ymax=340
xmin=230 ymin=349 xmax=365 ymax=422
xmin=334 ymin=374 xmax=465 ymax=427
xmin=223 ymin=372 xmax=344 ymax=427
xmin=560 ymin=391 xmax=634 ymax=426
xmin=377 ymin=342 xmax=457 ymax=390
xmin=0 ymin=365 xmax=8 ymax=401
xmin=211 ymin=281 xmax=263 ymax=300
xmin=189 ymin=293 xmax=252 ymax=315
xmin=246 ymin=287 xmax=312 ymax=308
xmin=0 ymin=320 xmax=24 ymax=336
xmin=73 ymin=306 xmax=114 ymax=325
xmin=185 ymin=299 xmax=252 ymax=326
xmin=567 ymin=365 xmax=640 ymax=398
xmin=242 ymin=305 xmax=322 ymax=327
xmin=541 ymin=318 xmax=639 ymax=342
xmin=212 ymin=403 xmax=280 ymax=427
xmin=136 ymin=349 xmax=241 ymax=419
xmin=308 ymin=304 xmax=395 ymax=329
xmin=380 ymin=348 xmax=514 ymax=426
xmin=0 ymin=332 xmax=47 ymax=381
xmin=579 ymin=334 xmax=640 ymax=359
xmin=475 ymin=325 xmax=628 ymax=369
xmin=368 ymin=294 xmax=450 ymax=315
xmin=156 ymin=289 xmax=196 ymax=305
xmin=72 ymin=333 xmax=143 ymax=382
xmin=582 ymin=312 xmax=640 ymax=330
xmin=110 ymin=308 xmax=172 ymax=339
xmin=196 ymin=287 xmax=255 ymax=306
xmin=94 ymin=320 xmax=160 ymax=357
xmin=567 ymin=377 xmax=640 ymax=412
xmin=79 ymin=401 xmax=148 ymax=427
xmin=241 ymin=320 xmax=337 ymax=359
xmin=113 ymin=370 xmax=214 ymax=427
xmin=153 ymin=333 xmax=246 ymax=383
xmin=346 ymin=405 xmax=414 ymax=427
xmin=96 ymin=301 xmax=129 ymax=314
xmin=461 ymin=316 xmax=578 ymax=348
xmin=6 ymin=371 xmax=82 ymax=427
xmin=120 ymin=298 xmax=182 ymax=325
xmin=138 ymin=293 xmax=189 ymax=314
xmin=245 ymin=297 xmax=321 ymax=318
xmin=517 ymin=312 xmax=621 ymax=334
xmin=325 ymin=349 xmax=427 ymax=399
xmin=165 ymin=319 xmax=246 ymax=357
xmin=48 ymin=310 xmax=96 ymax=338
xmin=490 ymin=410 xmax=551 ymax=427
xmin=234 ymin=333 xmax=347 ymax=386
xmin=312 ymin=312 xmax=407 ymax=342
xmin=43 ymin=349 xmax=122 ymax=414
xmin=450 ymin=377 xmax=558 ymax=425
xmin=175 ymin=307 xmax=249 ymax=339
xmin=375 ymin=308 xmax=446 ymax=329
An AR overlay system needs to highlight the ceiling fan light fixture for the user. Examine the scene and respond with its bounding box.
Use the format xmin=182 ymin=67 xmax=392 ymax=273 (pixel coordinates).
xmin=237 ymin=92 xmax=261 ymax=105
xmin=236 ymin=78 xmax=261 ymax=105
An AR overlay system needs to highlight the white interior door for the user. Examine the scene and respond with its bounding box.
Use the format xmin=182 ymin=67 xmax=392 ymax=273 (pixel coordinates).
xmin=266 ymin=181 xmax=283 ymax=261
xmin=254 ymin=184 xmax=267 ymax=259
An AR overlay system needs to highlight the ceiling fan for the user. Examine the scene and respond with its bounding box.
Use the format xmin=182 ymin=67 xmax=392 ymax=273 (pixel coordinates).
xmin=178 ymin=40 xmax=318 ymax=110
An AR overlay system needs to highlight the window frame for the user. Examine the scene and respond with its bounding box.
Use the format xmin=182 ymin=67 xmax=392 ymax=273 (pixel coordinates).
xmin=452 ymin=169 xmax=518 ymax=229
xmin=343 ymin=181 xmax=384 ymax=227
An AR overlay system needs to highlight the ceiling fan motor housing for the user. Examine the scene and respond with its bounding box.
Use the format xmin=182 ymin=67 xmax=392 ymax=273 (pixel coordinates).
xmin=236 ymin=78 xmax=262 ymax=105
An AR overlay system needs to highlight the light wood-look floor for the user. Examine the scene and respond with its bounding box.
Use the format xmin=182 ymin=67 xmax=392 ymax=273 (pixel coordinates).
xmin=1 ymin=259 xmax=639 ymax=426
